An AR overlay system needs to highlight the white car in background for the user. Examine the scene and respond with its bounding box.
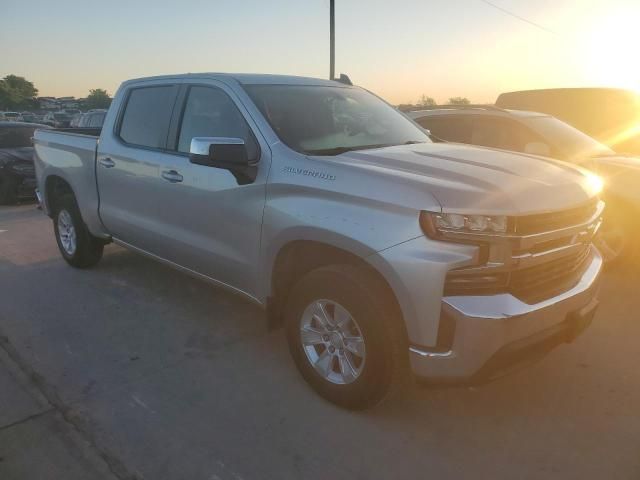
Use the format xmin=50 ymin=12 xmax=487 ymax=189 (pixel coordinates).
xmin=0 ymin=112 xmax=23 ymax=122
xmin=73 ymin=110 xmax=107 ymax=128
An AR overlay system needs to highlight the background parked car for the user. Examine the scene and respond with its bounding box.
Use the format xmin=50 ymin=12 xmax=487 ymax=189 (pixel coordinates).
xmin=74 ymin=110 xmax=107 ymax=128
xmin=0 ymin=112 xmax=23 ymax=122
xmin=43 ymin=111 xmax=72 ymax=128
xmin=69 ymin=113 xmax=82 ymax=127
xmin=0 ymin=121 xmax=49 ymax=204
xmin=409 ymin=106 xmax=640 ymax=265
xmin=496 ymin=88 xmax=640 ymax=156
xmin=20 ymin=112 xmax=38 ymax=123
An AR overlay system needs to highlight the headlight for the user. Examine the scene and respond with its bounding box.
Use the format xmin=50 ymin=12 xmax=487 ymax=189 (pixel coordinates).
xmin=421 ymin=211 xmax=509 ymax=237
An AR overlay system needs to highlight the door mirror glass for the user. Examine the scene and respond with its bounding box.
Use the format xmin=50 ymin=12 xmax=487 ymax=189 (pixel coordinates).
xmin=524 ymin=141 xmax=551 ymax=157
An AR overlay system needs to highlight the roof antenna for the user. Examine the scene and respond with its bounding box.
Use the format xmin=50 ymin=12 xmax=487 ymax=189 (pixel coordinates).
xmin=337 ymin=74 xmax=352 ymax=85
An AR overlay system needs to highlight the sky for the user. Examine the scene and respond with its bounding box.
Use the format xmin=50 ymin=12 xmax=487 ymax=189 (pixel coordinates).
xmin=2 ymin=0 xmax=639 ymax=105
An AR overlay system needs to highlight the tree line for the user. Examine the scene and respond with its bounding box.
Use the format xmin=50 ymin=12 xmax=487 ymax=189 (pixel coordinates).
xmin=397 ymin=94 xmax=471 ymax=111
xmin=0 ymin=74 xmax=112 ymax=111
xmin=1 ymin=74 xmax=472 ymax=114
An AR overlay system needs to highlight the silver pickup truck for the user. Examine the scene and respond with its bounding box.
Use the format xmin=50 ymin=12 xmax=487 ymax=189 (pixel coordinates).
xmin=34 ymin=73 xmax=604 ymax=409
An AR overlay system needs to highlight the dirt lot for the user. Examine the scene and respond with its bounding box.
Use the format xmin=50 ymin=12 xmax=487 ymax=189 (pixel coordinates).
xmin=0 ymin=203 xmax=638 ymax=480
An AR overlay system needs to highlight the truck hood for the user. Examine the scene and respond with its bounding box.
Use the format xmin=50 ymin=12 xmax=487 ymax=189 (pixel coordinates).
xmin=320 ymin=142 xmax=601 ymax=214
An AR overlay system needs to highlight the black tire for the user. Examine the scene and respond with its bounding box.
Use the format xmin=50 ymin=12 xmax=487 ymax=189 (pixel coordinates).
xmin=0 ymin=173 xmax=18 ymax=205
xmin=53 ymin=194 xmax=104 ymax=268
xmin=285 ymin=264 xmax=409 ymax=410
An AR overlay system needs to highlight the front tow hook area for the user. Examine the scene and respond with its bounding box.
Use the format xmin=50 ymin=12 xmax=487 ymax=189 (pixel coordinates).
xmin=564 ymin=299 xmax=599 ymax=343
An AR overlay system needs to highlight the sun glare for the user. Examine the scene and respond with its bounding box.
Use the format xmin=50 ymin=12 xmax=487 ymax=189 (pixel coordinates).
xmin=580 ymin=7 xmax=640 ymax=91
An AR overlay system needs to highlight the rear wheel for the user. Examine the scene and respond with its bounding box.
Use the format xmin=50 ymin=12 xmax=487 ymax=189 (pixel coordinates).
xmin=0 ymin=173 xmax=18 ymax=205
xmin=285 ymin=264 xmax=408 ymax=410
xmin=53 ymin=195 xmax=104 ymax=268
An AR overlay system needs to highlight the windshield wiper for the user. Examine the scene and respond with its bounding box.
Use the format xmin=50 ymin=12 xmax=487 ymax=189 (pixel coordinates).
xmin=306 ymin=141 xmax=428 ymax=156
xmin=305 ymin=144 xmax=393 ymax=156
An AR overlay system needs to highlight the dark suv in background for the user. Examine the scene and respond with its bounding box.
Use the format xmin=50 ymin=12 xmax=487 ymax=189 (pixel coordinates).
xmin=0 ymin=122 xmax=49 ymax=204
xmin=409 ymin=106 xmax=640 ymax=265
xmin=495 ymin=88 xmax=640 ymax=156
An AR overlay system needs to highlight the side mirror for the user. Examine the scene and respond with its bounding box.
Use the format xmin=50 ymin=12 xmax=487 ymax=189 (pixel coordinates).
xmin=524 ymin=141 xmax=551 ymax=157
xmin=189 ymin=137 xmax=249 ymax=166
xmin=189 ymin=137 xmax=257 ymax=185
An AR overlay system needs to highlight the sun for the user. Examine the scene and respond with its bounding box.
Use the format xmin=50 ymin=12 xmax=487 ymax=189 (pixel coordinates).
xmin=578 ymin=6 xmax=640 ymax=91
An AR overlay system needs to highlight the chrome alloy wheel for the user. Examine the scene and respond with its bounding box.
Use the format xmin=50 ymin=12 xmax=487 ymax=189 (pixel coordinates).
xmin=299 ymin=299 xmax=366 ymax=385
xmin=57 ymin=209 xmax=77 ymax=256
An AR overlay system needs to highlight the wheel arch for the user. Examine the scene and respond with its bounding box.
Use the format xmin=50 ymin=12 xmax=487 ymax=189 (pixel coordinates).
xmin=44 ymin=174 xmax=75 ymax=218
xmin=266 ymin=239 xmax=407 ymax=340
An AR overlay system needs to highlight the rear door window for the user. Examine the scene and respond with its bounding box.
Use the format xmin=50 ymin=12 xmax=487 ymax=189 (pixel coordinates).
xmin=415 ymin=116 xmax=472 ymax=143
xmin=118 ymin=86 xmax=179 ymax=149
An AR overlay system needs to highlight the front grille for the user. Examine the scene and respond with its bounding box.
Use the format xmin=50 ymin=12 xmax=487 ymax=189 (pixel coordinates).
xmin=514 ymin=199 xmax=599 ymax=235
xmin=443 ymin=199 xmax=601 ymax=302
xmin=510 ymin=246 xmax=592 ymax=303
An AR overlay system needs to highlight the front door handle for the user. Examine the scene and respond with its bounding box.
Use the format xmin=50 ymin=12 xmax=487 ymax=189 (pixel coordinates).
xmin=98 ymin=157 xmax=115 ymax=168
xmin=161 ymin=170 xmax=183 ymax=183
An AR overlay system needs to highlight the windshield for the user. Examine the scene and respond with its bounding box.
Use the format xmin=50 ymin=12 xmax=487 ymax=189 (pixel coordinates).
xmin=244 ymin=85 xmax=430 ymax=155
xmin=523 ymin=116 xmax=614 ymax=159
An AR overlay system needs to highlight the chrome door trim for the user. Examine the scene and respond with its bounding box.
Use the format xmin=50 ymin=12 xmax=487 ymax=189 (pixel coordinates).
xmin=111 ymin=237 xmax=263 ymax=307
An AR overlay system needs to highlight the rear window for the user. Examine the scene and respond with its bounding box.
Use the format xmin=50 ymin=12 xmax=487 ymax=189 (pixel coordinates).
xmin=118 ymin=85 xmax=178 ymax=149
xmin=0 ymin=127 xmax=37 ymax=148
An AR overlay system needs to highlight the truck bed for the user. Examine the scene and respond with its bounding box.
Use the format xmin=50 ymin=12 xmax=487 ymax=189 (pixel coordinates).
xmin=33 ymin=128 xmax=103 ymax=235
xmin=50 ymin=127 xmax=102 ymax=137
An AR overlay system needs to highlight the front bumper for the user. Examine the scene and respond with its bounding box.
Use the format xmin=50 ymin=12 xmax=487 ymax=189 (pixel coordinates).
xmin=410 ymin=248 xmax=602 ymax=382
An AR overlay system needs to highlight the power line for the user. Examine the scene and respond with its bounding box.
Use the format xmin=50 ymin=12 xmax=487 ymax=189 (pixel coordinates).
xmin=479 ymin=0 xmax=558 ymax=35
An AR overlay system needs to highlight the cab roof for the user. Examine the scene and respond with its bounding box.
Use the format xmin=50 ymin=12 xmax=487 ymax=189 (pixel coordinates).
xmin=408 ymin=106 xmax=551 ymax=120
xmin=123 ymin=73 xmax=348 ymax=88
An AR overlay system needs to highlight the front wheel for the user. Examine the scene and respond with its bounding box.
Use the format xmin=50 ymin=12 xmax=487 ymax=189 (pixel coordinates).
xmin=53 ymin=195 xmax=104 ymax=268
xmin=285 ymin=264 xmax=408 ymax=410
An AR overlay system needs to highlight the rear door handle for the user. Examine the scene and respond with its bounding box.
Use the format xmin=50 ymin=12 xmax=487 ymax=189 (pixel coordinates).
xmin=161 ymin=170 xmax=183 ymax=183
xmin=98 ymin=157 xmax=115 ymax=168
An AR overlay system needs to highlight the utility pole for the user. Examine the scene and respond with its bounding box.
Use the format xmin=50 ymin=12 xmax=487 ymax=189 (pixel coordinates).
xmin=330 ymin=0 xmax=335 ymax=80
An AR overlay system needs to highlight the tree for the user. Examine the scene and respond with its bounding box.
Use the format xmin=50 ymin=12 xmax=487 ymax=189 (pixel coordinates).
xmin=447 ymin=97 xmax=470 ymax=105
xmin=396 ymin=103 xmax=415 ymax=112
xmin=84 ymin=89 xmax=111 ymax=110
xmin=0 ymin=75 xmax=38 ymax=110
xmin=418 ymin=94 xmax=436 ymax=107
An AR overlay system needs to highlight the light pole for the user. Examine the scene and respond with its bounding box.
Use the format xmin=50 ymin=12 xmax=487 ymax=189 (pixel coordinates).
xmin=330 ymin=0 xmax=335 ymax=80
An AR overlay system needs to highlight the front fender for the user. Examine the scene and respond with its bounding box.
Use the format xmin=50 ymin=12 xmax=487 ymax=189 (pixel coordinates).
xmin=259 ymin=223 xmax=380 ymax=301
